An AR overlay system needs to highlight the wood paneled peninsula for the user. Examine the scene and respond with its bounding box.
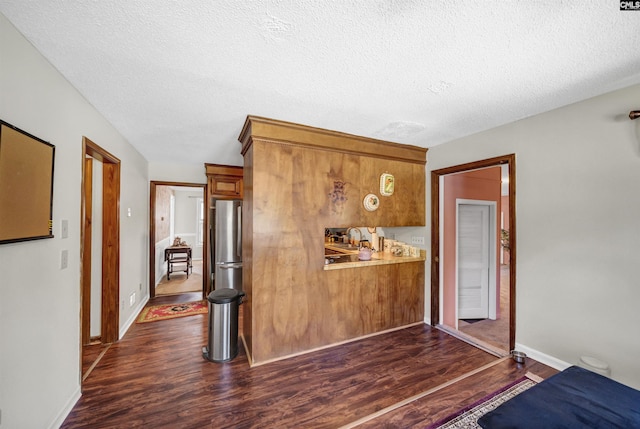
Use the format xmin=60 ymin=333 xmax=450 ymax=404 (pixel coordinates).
xmin=239 ymin=116 xmax=427 ymax=365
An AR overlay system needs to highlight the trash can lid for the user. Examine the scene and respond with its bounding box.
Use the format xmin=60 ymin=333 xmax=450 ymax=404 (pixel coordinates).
xmin=207 ymin=288 xmax=244 ymax=304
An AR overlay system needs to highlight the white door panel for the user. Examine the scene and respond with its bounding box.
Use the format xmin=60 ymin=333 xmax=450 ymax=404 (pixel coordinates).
xmin=458 ymin=204 xmax=490 ymax=319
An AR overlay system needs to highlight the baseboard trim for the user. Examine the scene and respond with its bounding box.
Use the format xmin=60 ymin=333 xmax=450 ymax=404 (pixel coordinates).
xmin=240 ymin=334 xmax=253 ymax=367
xmin=514 ymin=342 xmax=572 ymax=372
xmin=49 ymin=386 xmax=81 ymax=429
xmin=249 ymin=321 xmax=425 ymax=367
xmin=119 ymin=296 xmax=149 ymax=339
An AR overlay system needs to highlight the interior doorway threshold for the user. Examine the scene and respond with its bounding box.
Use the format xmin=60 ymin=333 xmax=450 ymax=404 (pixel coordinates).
xmin=436 ymin=324 xmax=508 ymax=358
xmin=82 ymin=343 xmax=111 ymax=382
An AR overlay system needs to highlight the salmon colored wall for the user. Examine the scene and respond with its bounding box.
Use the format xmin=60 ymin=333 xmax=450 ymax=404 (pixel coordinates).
xmin=501 ymin=195 xmax=510 ymax=265
xmin=442 ymin=167 xmax=502 ymax=328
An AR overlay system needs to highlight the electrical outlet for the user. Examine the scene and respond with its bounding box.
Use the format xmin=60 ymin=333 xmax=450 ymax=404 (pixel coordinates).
xmin=60 ymin=250 xmax=68 ymax=269
xmin=411 ymin=236 xmax=425 ymax=245
xmin=129 ymin=292 xmax=136 ymax=307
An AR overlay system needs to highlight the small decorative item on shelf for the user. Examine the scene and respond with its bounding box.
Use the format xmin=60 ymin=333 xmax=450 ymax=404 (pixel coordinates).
xmin=391 ymin=243 xmax=403 ymax=257
xmin=173 ymin=237 xmax=187 ymax=246
xmin=384 ymin=239 xmax=395 ymax=253
xmin=380 ymin=173 xmax=394 ymax=196
xmin=402 ymin=244 xmax=411 ymax=257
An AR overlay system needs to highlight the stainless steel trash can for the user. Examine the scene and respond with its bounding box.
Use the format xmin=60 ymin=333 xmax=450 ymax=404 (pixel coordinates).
xmin=202 ymin=288 xmax=245 ymax=363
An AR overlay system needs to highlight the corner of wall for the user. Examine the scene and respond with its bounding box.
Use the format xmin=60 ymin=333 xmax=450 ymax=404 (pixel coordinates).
xmin=119 ymin=296 xmax=149 ymax=340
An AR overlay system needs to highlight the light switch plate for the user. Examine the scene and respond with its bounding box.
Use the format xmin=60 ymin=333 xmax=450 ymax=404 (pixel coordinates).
xmin=60 ymin=250 xmax=68 ymax=269
xmin=61 ymin=219 xmax=68 ymax=238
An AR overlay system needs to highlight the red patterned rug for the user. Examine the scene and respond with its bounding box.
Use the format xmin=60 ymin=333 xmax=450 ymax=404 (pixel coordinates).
xmin=136 ymin=300 xmax=207 ymax=323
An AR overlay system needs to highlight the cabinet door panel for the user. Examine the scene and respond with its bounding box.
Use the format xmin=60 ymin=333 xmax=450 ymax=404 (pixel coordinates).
xmin=209 ymin=174 xmax=243 ymax=198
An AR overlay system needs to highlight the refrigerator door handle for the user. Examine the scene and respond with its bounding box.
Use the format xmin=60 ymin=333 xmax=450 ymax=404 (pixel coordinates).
xmin=217 ymin=263 xmax=243 ymax=269
xmin=237 ymin=205 xmax=242 ymax=258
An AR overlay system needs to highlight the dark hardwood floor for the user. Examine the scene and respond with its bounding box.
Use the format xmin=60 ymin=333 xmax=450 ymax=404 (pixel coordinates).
xmin=81 ymin=342 xmax=111 ymax=382
xmin=66 ymin=293 xmax=556 ymax=428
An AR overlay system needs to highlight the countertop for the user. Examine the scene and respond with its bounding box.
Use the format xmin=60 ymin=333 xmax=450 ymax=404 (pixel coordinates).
xmin=323 ymin=244 xmax=426 ymax=271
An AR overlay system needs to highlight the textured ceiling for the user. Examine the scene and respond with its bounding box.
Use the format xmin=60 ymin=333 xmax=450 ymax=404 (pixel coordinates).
xmin=2 ymin=1 xmax=640 ymax=166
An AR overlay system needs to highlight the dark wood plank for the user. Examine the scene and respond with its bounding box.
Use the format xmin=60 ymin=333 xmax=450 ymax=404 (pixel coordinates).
xmin=81 ymin=342 xmax=110 ymax=380
xmin=62 ymin=293 xmax=555 ymax=429
xmin=356 ymin=357 xmax=558 ymax=428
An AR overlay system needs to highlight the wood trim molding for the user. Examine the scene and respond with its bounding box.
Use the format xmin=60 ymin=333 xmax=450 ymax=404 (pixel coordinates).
xmin=238 ymin=115 xmax=427 ymax=164
xmin=430 ymin=170 xmax=440 ymax=326
xmin=429 ymin=154 xmax=516 ymax=351
xmin=80 ymin=137 xmax=121 ymax=347
xmin=101 ymin=161 xmax=120 ymax=344
xmin=149 ymin=183 xmax=157 ymax=299
xmin=81 ymin=157 xmax=93 ymax=346
xmin=204 ymin=163 xmax=243 ymax=176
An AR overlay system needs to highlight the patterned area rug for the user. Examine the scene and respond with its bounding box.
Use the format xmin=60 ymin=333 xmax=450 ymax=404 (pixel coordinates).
xmin=427 ymin=373 xmax=541 ymax=428
xmin=136 ymin=300 xmax=207 ymax=323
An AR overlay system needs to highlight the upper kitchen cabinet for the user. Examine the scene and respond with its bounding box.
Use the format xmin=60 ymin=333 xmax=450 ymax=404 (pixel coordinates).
xmin=205 ymin=163 xmax=243 ymax=200
xmin=239 ymin=116 xmax=426 ymax=227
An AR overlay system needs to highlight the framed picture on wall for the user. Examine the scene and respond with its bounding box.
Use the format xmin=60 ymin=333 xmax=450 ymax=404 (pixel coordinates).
xmin=0 ymin=120 xmax=55 ymax=244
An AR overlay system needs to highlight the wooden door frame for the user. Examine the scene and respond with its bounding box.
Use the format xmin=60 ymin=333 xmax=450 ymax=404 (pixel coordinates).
xmin=80 ymin=137 xmax=121 ymax=353
xmin=430 ymin=154 xmax=516 ymax=351
xmin=149 ymin=181 xmax=208 ymax=299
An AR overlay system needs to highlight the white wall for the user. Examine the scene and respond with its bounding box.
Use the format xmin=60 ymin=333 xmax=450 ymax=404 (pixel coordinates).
xmin=155 ymin=237 xmax=171 ymax=286
xmin=173 ymin=189 xmax=204 ymax=260
xmin=427 ymin=83 xmax=640 ymax=389
xmin=148 ymin=162 xmax=210 ymax=184
xmin=0 ymin=14 xmax=149 ymax=429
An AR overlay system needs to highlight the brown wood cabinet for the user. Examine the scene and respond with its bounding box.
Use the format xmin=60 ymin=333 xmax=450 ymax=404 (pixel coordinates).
xmin=205 ymin=163 xmax=243 ymax=199
xmin=238 ymin=116 xmax=427 ymax=365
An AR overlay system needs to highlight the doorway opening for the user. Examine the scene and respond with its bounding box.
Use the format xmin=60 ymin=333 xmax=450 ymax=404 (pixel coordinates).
xmin=430 ymin=154 xmax=515 ymax=355
xmin=149 ymin=182 xmax=207 ymax=299
xmin=80 ymin=137 xmax=121 ymax=385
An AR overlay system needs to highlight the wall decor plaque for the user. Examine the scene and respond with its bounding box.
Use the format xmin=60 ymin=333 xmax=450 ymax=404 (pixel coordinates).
xmin=380 ymin=173 xmax=394 ymax=196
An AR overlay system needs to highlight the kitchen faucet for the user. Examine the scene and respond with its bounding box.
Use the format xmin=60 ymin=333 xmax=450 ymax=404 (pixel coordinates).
xmin=346 ymin=227 xmax=362 ymax=246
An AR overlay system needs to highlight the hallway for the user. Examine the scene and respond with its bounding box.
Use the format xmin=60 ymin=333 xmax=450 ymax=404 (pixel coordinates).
xmin=155 ymin=259 xmax=203 ymax=296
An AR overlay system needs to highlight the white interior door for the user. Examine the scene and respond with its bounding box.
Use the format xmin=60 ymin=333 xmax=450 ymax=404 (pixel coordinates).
xmin=457 ymin=203 xmax=491 ymax=319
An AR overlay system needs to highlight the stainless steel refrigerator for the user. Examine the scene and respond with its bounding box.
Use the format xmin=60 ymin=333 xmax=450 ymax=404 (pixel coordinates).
xmin=210 ymin=199 xmax=242 ymax=291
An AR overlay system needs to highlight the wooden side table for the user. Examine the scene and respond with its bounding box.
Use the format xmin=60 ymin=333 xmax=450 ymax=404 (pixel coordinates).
xmin=165 ymin=246 xmax=192 ymax=279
